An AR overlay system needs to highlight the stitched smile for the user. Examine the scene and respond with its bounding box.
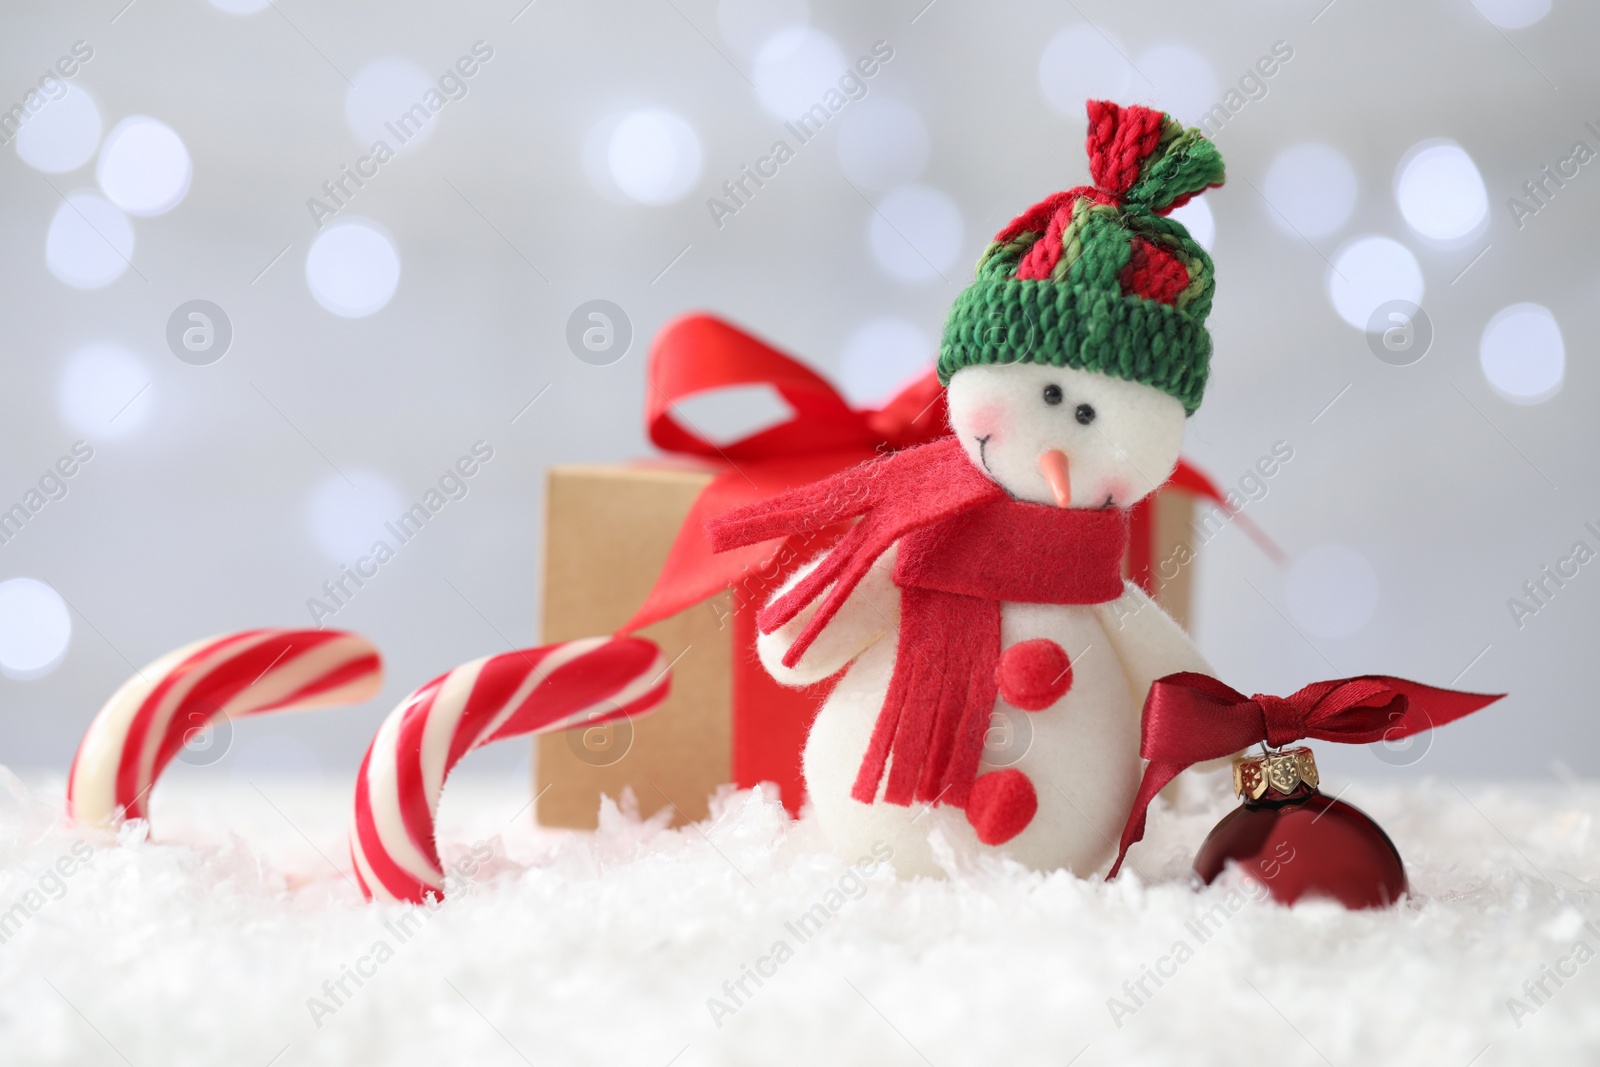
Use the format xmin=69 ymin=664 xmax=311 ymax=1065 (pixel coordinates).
xmin=975 ymin=435 xmax=993 ymax=472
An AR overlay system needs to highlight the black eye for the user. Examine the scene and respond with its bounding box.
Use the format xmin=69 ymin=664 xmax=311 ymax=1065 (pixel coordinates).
xmin=1075 ymin=403 xmax=1096 ymax=426
xmin=1042 ymin=384 xmax=1063 ymax=406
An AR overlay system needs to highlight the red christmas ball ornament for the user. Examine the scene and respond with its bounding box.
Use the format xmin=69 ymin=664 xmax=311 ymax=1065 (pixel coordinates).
xmin=1192 ymin=747 xmax=1407 ymax=909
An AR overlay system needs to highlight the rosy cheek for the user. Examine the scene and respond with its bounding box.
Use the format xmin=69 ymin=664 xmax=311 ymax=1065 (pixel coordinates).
xmin=963 ymin=402 xmax=1004 ymax=441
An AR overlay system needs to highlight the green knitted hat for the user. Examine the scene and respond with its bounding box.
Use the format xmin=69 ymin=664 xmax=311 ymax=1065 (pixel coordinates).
xmin=937 ymin=100 xmax=1226 ymax=414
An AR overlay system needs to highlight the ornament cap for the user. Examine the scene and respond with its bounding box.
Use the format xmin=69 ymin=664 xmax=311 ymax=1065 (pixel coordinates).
xmin=1232 ymin=746 xmax=1319 ymax=803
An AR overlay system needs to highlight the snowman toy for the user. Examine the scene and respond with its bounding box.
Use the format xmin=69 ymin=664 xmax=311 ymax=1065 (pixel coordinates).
xmin=710 ymin=100 xmax=1227 ymax=877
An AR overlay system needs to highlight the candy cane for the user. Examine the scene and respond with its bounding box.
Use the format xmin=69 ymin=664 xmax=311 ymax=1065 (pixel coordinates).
xmin=68 ymin=629 xmax=383 ymax=827
xmin=350 ymin=636 xmax=669 ymax=903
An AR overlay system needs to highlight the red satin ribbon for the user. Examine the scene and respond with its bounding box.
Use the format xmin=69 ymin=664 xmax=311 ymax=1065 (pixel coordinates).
xmin=620 ymin=314 xmax=949 ymax=635
xmin=1107 ymin=672 xmax=1504 ymax=878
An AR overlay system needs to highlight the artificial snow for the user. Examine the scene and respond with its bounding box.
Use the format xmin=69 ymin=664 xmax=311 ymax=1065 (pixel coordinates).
xmin=0 ymin=767 xmax=1597 ymax=1065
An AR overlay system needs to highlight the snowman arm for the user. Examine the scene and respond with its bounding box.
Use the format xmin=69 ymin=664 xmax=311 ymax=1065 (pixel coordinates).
xmin=756 ymin=544 xmax=899 ymax=687
xmin=1092 ymin=581 xmax=1233 ymax=777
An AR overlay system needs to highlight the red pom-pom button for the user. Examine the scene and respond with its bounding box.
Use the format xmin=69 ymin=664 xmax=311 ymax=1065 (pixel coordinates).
xmin=996 ymin=639 xmax=1073 ymax=711
xmin=966 ymin=769 xmax=1038 ymax=845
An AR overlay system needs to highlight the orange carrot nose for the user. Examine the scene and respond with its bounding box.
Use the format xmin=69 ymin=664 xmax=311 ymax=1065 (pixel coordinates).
xmin=1038 ymin=449 xmax=1072 ymax=508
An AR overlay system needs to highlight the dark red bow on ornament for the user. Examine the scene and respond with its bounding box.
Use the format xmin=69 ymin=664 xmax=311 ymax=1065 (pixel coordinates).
xmin=1107 ymin=672 xmax=1504 ymax=878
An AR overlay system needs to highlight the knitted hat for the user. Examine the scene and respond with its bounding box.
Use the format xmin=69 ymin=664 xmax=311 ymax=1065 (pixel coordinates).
xmin=937 ymin=100 xmax=1226 ymax=414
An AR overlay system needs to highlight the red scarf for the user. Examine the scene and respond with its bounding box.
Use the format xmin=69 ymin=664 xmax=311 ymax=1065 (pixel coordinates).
xmin=708 ymin=436 xmax=1128 ymax=810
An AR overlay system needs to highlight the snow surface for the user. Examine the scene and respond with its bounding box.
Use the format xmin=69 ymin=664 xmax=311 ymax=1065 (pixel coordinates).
xmin=1 ymin=767 xmax=1597 ymax=1066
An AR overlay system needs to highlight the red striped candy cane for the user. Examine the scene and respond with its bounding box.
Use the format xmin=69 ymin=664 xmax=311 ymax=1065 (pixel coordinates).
xmin=350 ymin=636 xmax=669 ymax=904
xmin=68 ymin=629 xmax=383 ymax=827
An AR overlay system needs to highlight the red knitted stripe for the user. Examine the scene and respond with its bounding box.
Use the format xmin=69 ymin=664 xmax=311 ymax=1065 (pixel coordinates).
xmin=1087 ymin=100 xmax=1166 ymax=197
xmin=1120 ymin=237 xmax=1189 ymax=305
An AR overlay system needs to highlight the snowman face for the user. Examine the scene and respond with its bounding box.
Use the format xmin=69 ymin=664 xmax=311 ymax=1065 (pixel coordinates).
xmin=946 ymin=362 xmax=1187 ymax=508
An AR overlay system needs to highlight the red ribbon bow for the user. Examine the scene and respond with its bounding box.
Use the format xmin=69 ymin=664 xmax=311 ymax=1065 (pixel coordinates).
xmin=621 ymin=314 xmax=950 ymax=634
xmin=1107 ymin=672 xmax=1504 ymax=878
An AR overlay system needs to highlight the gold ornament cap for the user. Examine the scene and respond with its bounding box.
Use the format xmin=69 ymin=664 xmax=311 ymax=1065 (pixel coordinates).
xmin=1232 ymin=746 xmax=1319 ymax=802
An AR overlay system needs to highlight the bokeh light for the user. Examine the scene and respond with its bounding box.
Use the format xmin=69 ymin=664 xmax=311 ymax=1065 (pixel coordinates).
xmin=345 ymin=58 xmax=435 ymax=152
xmin=1395 ymin=140 xmax=1488 ymax=242
xmin=45 ymin=191 xmax=134 ymax=289
xmin=0 ymin=578 xmax=72 ymax=680
xmin=59 ymin=342 xmax=150 ymax=438
xmin=1136 ymin=44 xmax=1220 ymax=128
xmin=867 ymin=184 xmax=964 ymax=284
xmin=1480 ymin=302 xmax=1564 ymax=404
xmin=14 ymin=84 xmax=102 ymax=173
xmin=1037 ymin=25 xmax=1134 ymax=116
xmin=1469 ymin=0 xmax=1551 ymax=29
xmin=1327 ymin=235 xmax=1423 ymax=329
xmin=839 ymin=318 xmax=934 ymax=406
xmin=1261 ymin=143 xmax=1358 ymax=239
xmin=1167 ymin=195 xmax=1214 ymax=252
xmin=1286 ymin=544 xmax=1379 ymax=639
xmin=751 ymin=28 xmax=847 ymax=120
xmin=607 ymin=110 xmax=703 ymax=206
xmin=836 ymin=99 xmax=928 ymax=192
xmin=96 ymin=116 xmax=192 ymax=216
xmin=305 ymin=220 xmax=401 ymax=318
xmin=306 ymin=470 xmax=406 ymax=563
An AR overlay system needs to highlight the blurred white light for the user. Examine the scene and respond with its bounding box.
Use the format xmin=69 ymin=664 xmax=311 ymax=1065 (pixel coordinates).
xmin=1285 ymin=544 xmax=1379 ymax=639
xmin=346 ymin=58 xmax=434 ymax=152
xmin=306 ymin=470 xmax=406 ymax=563
xmin=1480 ymin=303 xmax=1564 ymax=404
xmin=867 ymin=184 xmax=965 ymax=284
xmin=305 ymin=220 xmax=401 ymax=318
xmin=59 ymin=342 xmax=150 ymax=438
xmin=1395 ymin=140 xmax=1488 ymax=243
xmin=751 ymin=28 xmax=847 ymax=120
xmin=1261 ymin=143 xmax=1358 ymax=239
xmin=1470 ymin=0 xmax=1551 ymax=29
xmin=1327 ymin=236 xmax=1423 ymax=329
xmin=607 ymin=110 xmax=703 ymax=206
xmin=1167 ymin=195 xmax=1214 ymax=252
xmin=96 ymin=116 xmax=191 ymax=216
xmin=836 ymin=99 xmax=929 ymax=192
xmin=14 ymin=84 xmax=102 ymax=173
xmin=1037 ymin=25 xmax=1134 ymax=116
xmin=840 ymin=318 xmax=934 ymax=406
xmin=0 ymin=578 xmax=72 ymax=680
xmin=46 ymin=191 xmax=134 ymax=289
xmin=209 ymin=0 xmax=273 ymax=11
xmin=717 ymin=0 xmax=809 ymax=58
xmin=1135 ymin=44 xmax=1220 ymax=128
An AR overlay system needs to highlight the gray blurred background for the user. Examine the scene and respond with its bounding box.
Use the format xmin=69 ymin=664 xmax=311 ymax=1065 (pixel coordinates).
xmin=0 ymin=0 xmax=1594 ymax=787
